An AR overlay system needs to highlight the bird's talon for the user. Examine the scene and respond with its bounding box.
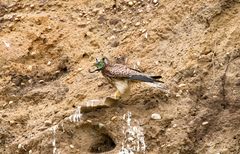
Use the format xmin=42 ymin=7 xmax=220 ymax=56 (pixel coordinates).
xmin=114 ymin=90 xmax=121 ymax=100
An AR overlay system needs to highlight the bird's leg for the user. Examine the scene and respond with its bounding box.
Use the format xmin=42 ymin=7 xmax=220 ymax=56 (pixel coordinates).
xmin=114 ymin=90 xmax=121 ymax=99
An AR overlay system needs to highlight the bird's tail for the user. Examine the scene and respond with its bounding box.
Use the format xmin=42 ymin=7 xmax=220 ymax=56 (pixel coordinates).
xmin=150 ymin=75 xmax=162 ymax=79
xmin=150 ymin=75 xmax=164 ymax=83
xmin=144 ymin=81 xmax=170 ymax=93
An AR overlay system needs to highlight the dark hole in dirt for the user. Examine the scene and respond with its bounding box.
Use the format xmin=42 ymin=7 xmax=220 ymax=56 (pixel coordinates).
xmin=89 ymin=134 xmax=116 ymax=153
xmin=60 ymin=66 xmax=68 ymax=73
xmin=82 ymin=53 xmax=89 ymax=58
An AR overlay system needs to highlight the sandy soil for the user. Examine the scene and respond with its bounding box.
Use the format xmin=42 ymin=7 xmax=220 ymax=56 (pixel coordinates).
xmin=0 ymin=0 xmax=240 ymax=153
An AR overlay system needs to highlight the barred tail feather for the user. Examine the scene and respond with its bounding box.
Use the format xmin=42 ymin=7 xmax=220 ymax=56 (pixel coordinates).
xmin=129 ymin=75 xmax=163 ymax=83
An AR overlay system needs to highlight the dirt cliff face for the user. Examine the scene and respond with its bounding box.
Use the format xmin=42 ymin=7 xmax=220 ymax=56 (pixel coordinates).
xmin=0 ymin=0 xmax=240 ymax=153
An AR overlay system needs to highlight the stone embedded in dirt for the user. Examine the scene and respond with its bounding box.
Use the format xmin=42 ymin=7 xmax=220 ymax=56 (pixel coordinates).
xmin=69 ymin=144 xmax=74 ymax=149
xmin=47 ymin=61 xmax=51 ymax=66
xmin=44 ymin=120 xmax=52 ymax=126
xmin=27 ymin=65 xmax=33 ymax=72
xmin=87 ymin=120 xmax=92 ymax=123
xmin=39 ymin=80 xmax=44 ymax=83
xmin=128 ymin=1 xmax=134 ymax=6
xmin=135 ymin=22 xmax=141 ymax=26
xmin=8 ymin=101 xmax=14 ymax=105
xmin=18 ymin=144 xmax=22 ymax=149
xmin=96 ymin=81 xmax=103 ymax=87
xmin=2 ymin=103 xmax=7 ymax=108
xmin=176 ymin=93 xmax=181 ymax=97
xmin=151 ymin=113 xmax=161 ymax=120
xmin=30 ymin=4 xmax=34 ymax=8
xmin=136 ymin=61 xmax=141 ymax=66
xmin=98 ymin=123 xmax=104 ymax=128
xmin=202 ymin=121 xmax=209 ymax=125
xmin=9 ymin=120 xmax=15 ymax=125
xmin=80 ymin=98 xmax=118 ymax=113
xmin=178 ymin=83 xmax=187 ymax=88
xmin=144 ymin=32 xmax=148 ymax=39
xmin=111 ymin=116 xmax=117 ymax=121
xmin=153 ymin=0 xmax=158 ymax=4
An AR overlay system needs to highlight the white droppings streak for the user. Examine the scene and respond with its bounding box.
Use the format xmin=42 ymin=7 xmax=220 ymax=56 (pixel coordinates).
xmin=119 ymin=111 xmax=146 ymax=154
xmin=69 ymin=106 xmax=82 ymax=122
xmin=51 ymin=125 xmax=58 ymax=154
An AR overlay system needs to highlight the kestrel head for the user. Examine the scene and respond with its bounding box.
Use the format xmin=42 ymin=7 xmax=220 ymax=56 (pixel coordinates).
xmin=89 ymin=57 xmax=109 ymax=73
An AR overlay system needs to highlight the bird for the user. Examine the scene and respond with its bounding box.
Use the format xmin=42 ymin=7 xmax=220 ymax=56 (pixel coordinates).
xmin=89 ymin=57 xmax=169 ymax=99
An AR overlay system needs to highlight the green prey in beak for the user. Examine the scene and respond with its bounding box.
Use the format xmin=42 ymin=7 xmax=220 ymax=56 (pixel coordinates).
xmin=88 ymin=58 xmax=106 ymax=73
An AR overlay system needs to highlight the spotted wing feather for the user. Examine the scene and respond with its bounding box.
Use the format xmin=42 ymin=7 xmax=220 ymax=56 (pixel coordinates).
xmin=103 ymin=64 xmax=163 ymax=83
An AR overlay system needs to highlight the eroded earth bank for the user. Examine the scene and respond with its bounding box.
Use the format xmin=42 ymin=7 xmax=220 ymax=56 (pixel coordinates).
xmin=0 ymin=0 xmax=240 ymax=153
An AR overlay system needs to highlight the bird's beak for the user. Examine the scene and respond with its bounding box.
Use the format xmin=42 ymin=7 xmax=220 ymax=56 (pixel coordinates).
xmin=88 ymin=63 xmax=101 ymax=73
xmin=88 ymin=68 xmax=101 ymax=73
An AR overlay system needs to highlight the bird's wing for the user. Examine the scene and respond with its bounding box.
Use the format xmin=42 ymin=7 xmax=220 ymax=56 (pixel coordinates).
xmin=105 ymin=64 xmax=162 ymax=83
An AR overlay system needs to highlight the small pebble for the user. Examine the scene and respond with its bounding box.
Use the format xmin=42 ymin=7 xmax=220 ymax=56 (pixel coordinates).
xmin=18 ymin=144 xmax=22 ymax=149
xmin=140 ymin=28 xmax=147 ymax=33
xmin=87 ymin=120 xmax=92 ymax=123
xmin=128 ymin=1 xmax=133 ymax=6
xmin=47 ymin=61 xmax=51 ymax=66
xmin=39 ymin=80 xmax=44 ymax=83
xmin=136 ymin=61 xmax=140 ymax=66
xmin=30 ymin=51 xmax=36 ymax=56
xmin=97 ymin=82 xmax=104 ymax=87
xmin=9 ymin=101 xmax=13 ymax=105
xmin=151 ymin=113 xmax=161 ymax=120
xmin=144 ymin=32 xmax=148 ymax=39
xmin=123 ymin=25 xmax=128 ymax=29
xmin=202 ymin=121 xmax=209 ymax=125
xmin=178 ymin=83 xmax=186 ymax=88
xmin=2 ymin=103 xmax=7 ymax=107
xmin=30 ymin=4 xmax=34 ymax=8
xmin=44 ymin=120 xmax=52 ymax=126
xmin=9 ymin=120 xmax=15 ymax=124
xmin=127 ymin=137 xmax=134 ymax=141
xmin=69 ymin=144 xmax=74 ymax=148
xmin=28 ymin=79 xmax=33 ymax=84
xmin=77 ymin=68 xmax=82 ymax=72
xmin=27 ymin=65 xmax=33 ymax=71
xmin=111 ymin=116 xmax=117 ymax=121
xmin=98 ymin=123 xmax=104 ymax=128
xmin=135 ymin=22 xmax=141 ymax=26
xmin=176 ymin=93 xmax=181 ymax=97
xmin=153 ymin=0 xmax=158 ymax=4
